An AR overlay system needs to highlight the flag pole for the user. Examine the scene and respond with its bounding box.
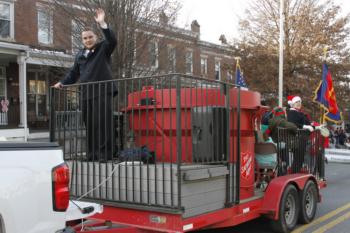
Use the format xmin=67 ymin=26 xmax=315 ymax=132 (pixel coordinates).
xmin=234 ymin=57 xmax=241 ymax=69
xmin=234 ymin=56 xmax=241 ymax=85
xmin=278 ymin=0 xmax=284 ymax=107
xmin=321 ymin=46 xmax=328 ymax=124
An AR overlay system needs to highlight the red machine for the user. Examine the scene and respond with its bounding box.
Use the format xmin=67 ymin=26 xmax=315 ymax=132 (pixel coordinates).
xmin=56 ymin=77 xmax=326 ymax=233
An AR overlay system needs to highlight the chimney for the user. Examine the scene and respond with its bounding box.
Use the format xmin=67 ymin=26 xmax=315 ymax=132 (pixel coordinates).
xmin=219 ymin=34 xmax=227 ymax=44
xmin=159 ymin=11 xmax=169 ymax=25
xmin=191 ymin=20 xmax=200 ymax=34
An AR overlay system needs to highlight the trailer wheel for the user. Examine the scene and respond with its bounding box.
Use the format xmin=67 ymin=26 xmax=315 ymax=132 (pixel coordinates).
xmin=298 ymin=180 xmax=317 ymax=224
xmin=271 ymin=184 xmax=300 ymax=233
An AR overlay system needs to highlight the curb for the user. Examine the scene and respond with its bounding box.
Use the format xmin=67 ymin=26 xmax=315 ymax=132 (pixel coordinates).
xmin=325 ymin=148 xmax=350 ymax=163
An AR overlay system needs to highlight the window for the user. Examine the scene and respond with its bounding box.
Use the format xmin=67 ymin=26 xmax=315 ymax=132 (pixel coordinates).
xmin=149 ymin=40 xmax=158 ymax=68
xmin=185 ymin=50 xmax=193 ymax=74
xmin=0 ymin=1 xmax=14 ymax=39
xmin=168 ymin=46 xmax=176 ymax=72
xmin=200 ymin=57 xmax=207 ymax=75
xmin=71 ymin=20 xmax=83 ymax=53
xmin=38 ymin=7 xmax=53 ymax=44
xmin=29 ymin=80 xmax=46 ymax=95
xmin=27 ymin=71 xmax=48 ymax=121
xmin=215 ymin=61 xmax=221 ymax=80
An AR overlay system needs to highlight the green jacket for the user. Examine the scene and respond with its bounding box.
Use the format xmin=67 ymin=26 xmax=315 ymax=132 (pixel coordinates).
xmin=264 ymin=116 xmax=298 ymax=142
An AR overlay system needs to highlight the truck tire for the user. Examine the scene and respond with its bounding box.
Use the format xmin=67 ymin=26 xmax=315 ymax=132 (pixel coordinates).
xmin=271 ymin=184 xmax=300 ymax=233
xmin=298 ymin=180 xmax=317 ymax=224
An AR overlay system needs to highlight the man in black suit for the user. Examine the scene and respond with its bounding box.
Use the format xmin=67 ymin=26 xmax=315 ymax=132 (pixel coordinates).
xmin=54 ymin=8 xmax=117 ymax=161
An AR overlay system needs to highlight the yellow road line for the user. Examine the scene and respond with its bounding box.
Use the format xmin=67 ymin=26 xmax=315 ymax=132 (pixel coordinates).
xmin=292 ymin=202 xmax=350 ymax=233
xmin=312 ymin=210 xmax=350 ymax=233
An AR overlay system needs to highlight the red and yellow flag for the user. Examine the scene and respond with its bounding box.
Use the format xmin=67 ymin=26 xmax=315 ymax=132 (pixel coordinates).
xmin=313 ymin=63 xmax=342 ymax=123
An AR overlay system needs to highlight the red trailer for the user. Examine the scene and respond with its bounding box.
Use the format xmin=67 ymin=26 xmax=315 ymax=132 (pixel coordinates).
xmin=51 ymin=74 xmax=327 ymax=233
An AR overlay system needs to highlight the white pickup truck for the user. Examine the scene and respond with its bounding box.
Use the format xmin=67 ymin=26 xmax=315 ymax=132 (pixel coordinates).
xmin=0 ymin=142 xmax=102 ymax=233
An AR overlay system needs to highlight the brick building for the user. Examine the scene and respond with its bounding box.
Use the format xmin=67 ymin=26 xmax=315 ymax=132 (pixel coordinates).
xmin=0 ymin=0 xmax=235 ymax=140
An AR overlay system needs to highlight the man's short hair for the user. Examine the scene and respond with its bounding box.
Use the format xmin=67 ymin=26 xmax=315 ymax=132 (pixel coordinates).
xmin=82 ymin=27 xmax=96 ymax=33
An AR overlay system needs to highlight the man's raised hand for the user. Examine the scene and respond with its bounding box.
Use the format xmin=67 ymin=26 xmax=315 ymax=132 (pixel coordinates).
xmin=95 ymin=8 xmax=106 ymax=25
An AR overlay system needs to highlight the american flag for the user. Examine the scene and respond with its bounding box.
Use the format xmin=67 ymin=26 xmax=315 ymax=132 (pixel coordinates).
xmin=235 ymin=63 xmax=248 ymax=89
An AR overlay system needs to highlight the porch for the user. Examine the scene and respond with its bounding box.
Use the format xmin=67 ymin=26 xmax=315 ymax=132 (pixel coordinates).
xmin=0 ymin=41 xmax=73 ymax=140
xmin=0 ymin=127 xmax=49 ymax=141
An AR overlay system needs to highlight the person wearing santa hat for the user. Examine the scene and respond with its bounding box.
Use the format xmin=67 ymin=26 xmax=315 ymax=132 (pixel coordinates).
xmin=287 ymin=95 xmax=314 ymax=132
xmin=286 ymin=95 xmax=315 ymax=173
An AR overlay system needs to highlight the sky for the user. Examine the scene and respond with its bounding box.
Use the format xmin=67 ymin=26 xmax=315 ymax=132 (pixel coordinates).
xmin=176 ymin=0 xmax=350 ymax=44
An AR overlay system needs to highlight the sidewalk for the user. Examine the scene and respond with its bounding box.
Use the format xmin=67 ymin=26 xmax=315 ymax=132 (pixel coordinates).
xmin=325 ymin=148 xmax=350 ymax=163
xmin=28 ymin=131 xmax=49 ymax=142
xmin=0 ymin=131 xmax=50 ymax=142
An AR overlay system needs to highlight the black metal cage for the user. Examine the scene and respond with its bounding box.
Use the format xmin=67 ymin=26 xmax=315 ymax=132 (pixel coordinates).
xmin=49 ymin=74 xmax=325 ymax=217
xmin=50 ymin=74 xmax=241 ymax=216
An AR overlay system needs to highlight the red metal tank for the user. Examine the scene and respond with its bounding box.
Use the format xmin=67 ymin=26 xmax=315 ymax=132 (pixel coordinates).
xmin=127 ymin=86 xmax=260 ymax=199
xmin=229 ymin=88 xmax=261 ymax=199
xmin=126 ymin=86 xmax=225 ymax=163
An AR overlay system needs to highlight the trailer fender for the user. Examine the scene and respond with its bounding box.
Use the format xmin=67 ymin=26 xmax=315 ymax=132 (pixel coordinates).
xmin=261 ymin=174 xmax=316 ymax=220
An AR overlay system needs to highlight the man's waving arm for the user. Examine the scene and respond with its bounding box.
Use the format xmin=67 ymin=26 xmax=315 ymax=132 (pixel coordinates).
xmin=95 ymin=8 xmax=116 ymax=56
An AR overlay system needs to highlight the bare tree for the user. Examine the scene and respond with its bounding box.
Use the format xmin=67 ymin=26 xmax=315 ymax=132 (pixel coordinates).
xmin=235 ymin=0 xmax=350 ymax=120
xmin=53 ymin=0 xmax=181 ymax=79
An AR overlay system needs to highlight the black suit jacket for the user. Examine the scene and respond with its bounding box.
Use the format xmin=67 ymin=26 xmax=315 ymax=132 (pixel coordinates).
xmin=287 ymin=109 xmax=311 ymax=129
xmin=61 ymin=28 xmax=117 ymax=99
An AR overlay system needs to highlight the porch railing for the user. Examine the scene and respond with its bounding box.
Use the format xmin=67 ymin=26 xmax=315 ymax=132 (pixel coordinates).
xmin=0 ymin=112 xmax=8 ymax=126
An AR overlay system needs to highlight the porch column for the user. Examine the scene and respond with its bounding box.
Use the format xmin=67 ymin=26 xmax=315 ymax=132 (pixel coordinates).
xmin=17 ymin=51 xmax=28 ymax=141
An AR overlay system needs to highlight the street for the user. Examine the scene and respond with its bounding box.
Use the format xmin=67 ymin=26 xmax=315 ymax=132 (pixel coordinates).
xmin=195 ymin=162 xmax=350 ymax=233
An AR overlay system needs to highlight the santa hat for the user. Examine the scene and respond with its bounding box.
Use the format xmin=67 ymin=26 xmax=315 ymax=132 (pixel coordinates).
xmin=287 ymin=95 xmax=301 ymax=106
